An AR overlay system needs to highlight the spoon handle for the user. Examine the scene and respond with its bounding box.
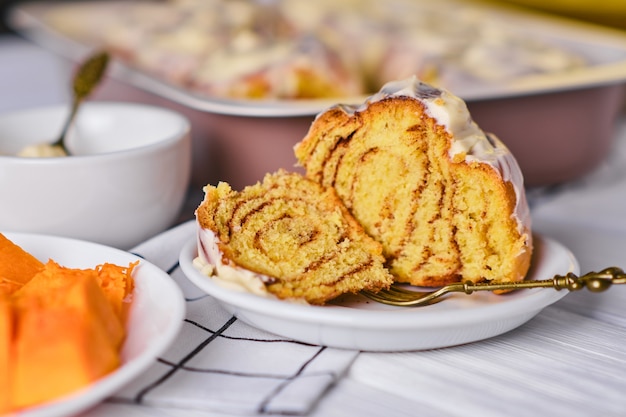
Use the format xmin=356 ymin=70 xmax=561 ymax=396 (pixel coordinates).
xmin=54 ymin=99 xmax=81 ymax=149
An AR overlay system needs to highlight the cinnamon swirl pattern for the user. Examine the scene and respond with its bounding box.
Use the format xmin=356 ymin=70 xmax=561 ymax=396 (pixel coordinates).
xmin=195 ymin=170 xmax=393 ymax=305
xmin=295 ymin=77 xmax=532 ymax=287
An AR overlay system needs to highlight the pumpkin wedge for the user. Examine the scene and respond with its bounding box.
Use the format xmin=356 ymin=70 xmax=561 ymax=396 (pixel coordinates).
xmin=0 ymin=233 xmax=44 ymax=295
xmin=0 ymin=295 xmax=12 ymax=414
xmin=11 ymin=262 xmax=124 ymax=409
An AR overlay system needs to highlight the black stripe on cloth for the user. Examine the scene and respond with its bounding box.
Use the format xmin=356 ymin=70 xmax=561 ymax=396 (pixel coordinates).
xmin=184 ymin=318 xmax=317 ymax=346
xmin=166 ymin=262 xmax=179 ymax=275
xmin=257 ymin=346 xmax=327 ymax=414
xmin=132 ymin=315 xmax=238 ymax=404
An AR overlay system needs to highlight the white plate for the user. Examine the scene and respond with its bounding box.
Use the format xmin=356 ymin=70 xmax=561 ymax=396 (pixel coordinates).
xmin=4 ymin=232 xmax=186 ymax=417
xmin=180 ymin=234 xmax=578 ymax=351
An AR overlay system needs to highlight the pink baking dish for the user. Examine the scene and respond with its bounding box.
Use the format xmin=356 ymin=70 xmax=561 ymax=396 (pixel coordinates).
xmin=8 ymin=0 xmax=626 ymax=190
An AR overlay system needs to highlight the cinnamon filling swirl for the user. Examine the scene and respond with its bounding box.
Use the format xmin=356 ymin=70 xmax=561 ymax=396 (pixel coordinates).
xmin=195 ymin=170 xmax=393 ymax=304
xmin=295 ymin=77 xmax=532 ymax=287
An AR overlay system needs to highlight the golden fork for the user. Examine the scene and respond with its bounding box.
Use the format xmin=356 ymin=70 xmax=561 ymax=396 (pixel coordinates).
xmin=362 ymin=267 xmax=626 ymax=307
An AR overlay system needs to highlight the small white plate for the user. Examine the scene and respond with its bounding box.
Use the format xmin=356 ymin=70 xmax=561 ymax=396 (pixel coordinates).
xmin=180 ymin=234 xmax=578 ymax=351
xmin=4 ymin=232 xmax=185 ymax=417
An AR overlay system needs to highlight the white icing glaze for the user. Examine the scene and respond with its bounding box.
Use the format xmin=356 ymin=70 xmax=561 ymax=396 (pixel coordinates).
xmin=195 ymin=226 xmax=310 ymax=304
xmin=336 ymin=76 xmax=531 ymax=247
xmin=195 ymin=227 xmax=272 ymax=297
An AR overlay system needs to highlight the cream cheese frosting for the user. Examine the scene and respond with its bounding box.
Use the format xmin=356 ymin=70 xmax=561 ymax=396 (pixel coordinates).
xmin=193 ymin=227 xmax=308 ymax=304
xmin=195 ymin=227 xmax=274 ymax=297
xmin=195 ymin=227 xmax=311 ymax=304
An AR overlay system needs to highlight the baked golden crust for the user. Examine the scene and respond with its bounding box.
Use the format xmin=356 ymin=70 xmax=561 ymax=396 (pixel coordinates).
xmin=295 ymin=96 xmax=532 ymax=287
xmin=196 ymin=170 xmax=393 ymax=304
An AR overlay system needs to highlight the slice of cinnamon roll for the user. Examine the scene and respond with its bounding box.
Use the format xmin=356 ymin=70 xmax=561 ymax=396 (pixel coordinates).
xmin=195 ymin=170 xmax=393 ymax=305
xmin=294 ymin=76 xmax=532 ymax=287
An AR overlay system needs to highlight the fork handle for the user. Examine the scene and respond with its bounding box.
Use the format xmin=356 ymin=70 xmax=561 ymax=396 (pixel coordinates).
xmin=461 ymin=267 xmax=626 ymax=294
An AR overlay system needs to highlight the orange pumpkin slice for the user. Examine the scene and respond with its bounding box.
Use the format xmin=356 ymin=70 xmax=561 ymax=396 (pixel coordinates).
xmin=11 ymin=261 xmax=124 ymax=409
xmin=0 ymin=294 xmax=12 ymax=414
xmin=0 ymin=233 xmax=44 ymax=296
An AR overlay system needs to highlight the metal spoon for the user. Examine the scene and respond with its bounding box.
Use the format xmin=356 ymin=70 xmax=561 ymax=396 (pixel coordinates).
xmin=50 ymin=50 xmax=110 ymax=155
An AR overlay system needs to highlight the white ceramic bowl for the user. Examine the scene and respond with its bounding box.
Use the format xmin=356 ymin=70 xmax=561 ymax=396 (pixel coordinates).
xmin=0 ymin=102 xmax=192 ymax=249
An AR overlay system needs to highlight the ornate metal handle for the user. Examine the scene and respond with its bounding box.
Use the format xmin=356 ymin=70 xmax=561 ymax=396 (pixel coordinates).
xmin=552 ymin=267 xmax=626 ymax=292
xmin=459 ymin=267 xmax=626 ymax=294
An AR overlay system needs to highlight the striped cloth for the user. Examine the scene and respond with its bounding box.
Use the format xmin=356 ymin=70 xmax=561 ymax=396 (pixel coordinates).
xmin=109 ymin=220 xmax=357 ymax=415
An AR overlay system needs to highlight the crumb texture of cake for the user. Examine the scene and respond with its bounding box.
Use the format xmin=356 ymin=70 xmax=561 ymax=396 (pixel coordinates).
xmin=294 ymin=76 xmax=532 ymax=287
xmin=195 ymin=170 xmax=393 ymax=304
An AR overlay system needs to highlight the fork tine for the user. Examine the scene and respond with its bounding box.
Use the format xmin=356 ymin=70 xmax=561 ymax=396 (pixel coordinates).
xmin=362 ymin=290 xmax=407 ymax=303
xmin=362 ymin=287 xmax=438 ymax=306
xmin=385 ymin=285 xmax=428 ymax=296
xmin=363 ymin=290 xmax=441 ymax=306
xmin=361 ymin=290 xmax=396 ymax=302
xmin=379 ymin=289 xmax=427 ymax=302
xmin=369 ymin=289 xmax=413 ymax=302
xmin=363 ymin=284 xmax=454 ymax=306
